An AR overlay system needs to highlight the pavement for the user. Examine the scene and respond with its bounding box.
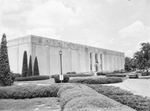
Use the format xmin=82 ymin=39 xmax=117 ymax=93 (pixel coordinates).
xmin=106 ymin=78 xmax=150 ymax=98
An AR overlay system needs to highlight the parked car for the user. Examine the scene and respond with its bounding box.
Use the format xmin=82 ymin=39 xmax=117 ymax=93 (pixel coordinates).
xmin=128 ymin=72 xmax=140 ymax=78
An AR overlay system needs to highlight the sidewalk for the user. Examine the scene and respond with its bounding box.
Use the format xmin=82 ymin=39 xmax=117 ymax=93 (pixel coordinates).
xmin=106 ymin=79 xmax=150 ymax=98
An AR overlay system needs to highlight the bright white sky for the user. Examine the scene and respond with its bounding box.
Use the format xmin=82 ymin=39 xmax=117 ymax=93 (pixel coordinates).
xmin=0 ymin=0 xmax=150 ymax=57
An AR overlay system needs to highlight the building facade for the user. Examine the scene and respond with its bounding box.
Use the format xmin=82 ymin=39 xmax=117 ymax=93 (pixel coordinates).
xmin=8 ymin=35 xmax=125 ymax=75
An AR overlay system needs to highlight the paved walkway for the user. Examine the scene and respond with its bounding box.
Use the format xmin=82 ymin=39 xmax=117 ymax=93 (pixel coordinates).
xmin=106 ymin=79 xmax=150 ymax=98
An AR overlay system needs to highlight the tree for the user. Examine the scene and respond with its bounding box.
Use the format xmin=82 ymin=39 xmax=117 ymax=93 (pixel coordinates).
xmin=134 ymin=42 xmax=150 ymax=75
xmin=0 ymin=33 xmax=13 ymax=86
xmin=125 ymin=57 xmax=132 ymax=71
xmin=33 ymin=56 xmax=40 ymax=76
xmin=125 ymin=57 xmax=137 ymax=71
xmin=0 ymin=33 xmax=10 ymax=73
xmin=27 ymin=55 xmax=32 ymax=76
xmin=22 ymin=51 xmax=28 ymax=77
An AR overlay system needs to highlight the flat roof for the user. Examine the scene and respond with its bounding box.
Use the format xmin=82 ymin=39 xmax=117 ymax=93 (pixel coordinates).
xmin=8 ymin=35 xmax=124 ymax=56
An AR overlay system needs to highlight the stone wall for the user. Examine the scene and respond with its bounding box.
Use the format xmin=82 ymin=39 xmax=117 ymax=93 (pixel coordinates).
xmin=8 ymin=35 xmax=125 ymax=75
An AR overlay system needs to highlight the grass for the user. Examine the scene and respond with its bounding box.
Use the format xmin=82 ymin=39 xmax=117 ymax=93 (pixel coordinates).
xmin=0 ymin=98 xmax=60 ymax=111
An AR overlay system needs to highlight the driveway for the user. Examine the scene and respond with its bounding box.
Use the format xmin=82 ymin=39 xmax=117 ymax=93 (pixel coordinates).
xmin=106 ymin=78 xmax=150 ymax=98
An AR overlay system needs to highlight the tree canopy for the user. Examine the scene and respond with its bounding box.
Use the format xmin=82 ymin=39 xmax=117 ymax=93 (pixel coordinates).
xmin=133 ymin=42 xmax=150 ymax=74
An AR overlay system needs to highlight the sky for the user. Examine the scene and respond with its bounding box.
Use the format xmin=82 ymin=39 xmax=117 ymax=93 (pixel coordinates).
xmin=0 ymin=0 xmax=150 ymax=57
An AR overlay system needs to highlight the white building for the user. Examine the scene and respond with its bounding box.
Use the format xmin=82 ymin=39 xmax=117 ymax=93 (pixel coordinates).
xmin=8 ymin=35 xmax=125 ymax=75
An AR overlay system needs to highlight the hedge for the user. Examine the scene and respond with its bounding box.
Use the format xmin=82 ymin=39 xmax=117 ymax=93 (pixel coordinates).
xmin=106 ymin=74 xmax=127 ymax=77
xmin=87 ymin=84 xmax=150 ymax=111
xmin=0 ymin=84 xmax=61 ymax=99
xmin=51 ymin=73 xmax=93 ymax=78
xmin=69 ymin=77 xmax=123 ymax=84
xmin=129 ymin=74 xmax=139 ymax=79
xmin=15 ymin=75 xmax=50 ymax=81
xmin=66 ymin=71 xmax=76 ymax=74
xmin=58 ymin=84 xmax=135 ymax=111
xmin=0 ymin=83 xmax=136 ymax=111
xmin=53 ymin=75 xmax=69 ymax=83
xmin=96 ymin=72 xmax=106 ymax=76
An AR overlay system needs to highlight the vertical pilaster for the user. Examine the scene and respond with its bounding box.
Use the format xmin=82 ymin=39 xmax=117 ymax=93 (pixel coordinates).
xmin=92 ymin=53 xmax=95 ymax=71
xmin=46 ymin=46 xmax=50 ymax=76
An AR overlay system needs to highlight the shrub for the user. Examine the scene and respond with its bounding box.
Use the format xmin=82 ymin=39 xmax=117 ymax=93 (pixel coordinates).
xmin=22 ymin=51 xmax=28 ymax=77
xmin=69 ymin=77 xmax=123 ymax=84
xmin=87 ymin=84 xmax=150 ymax=111
xmin=106 ymin=74 xmax=127 ymax=77
xmin=66 ymin=73 xmax=93 ymax=77
xmin=15 ymin=75 xmax=50 ymax=81
xmin=33 ymin=56 xmax=40 ymax=76
xmin=87 ymin=84 xmax=133 ymax=96
xmin=12 ymin=73 xmax=21 ymax=78
xmin=0 ymin=34 xmax=13 ymax=86
xmin=0 ymin=84 xmax=61 ymax=99
xmin=66 ymin=71 xmax=76 ymax=74
xmin=27 ymin=55 xmax=32 ymax=76
xmin=58 ymin=84 xmax=134 ymax=111
xmin=0 ymin=72 xmax=14 ymax=86
xmin=58 ymin=84 xmax=99 ymax=108
xmin=64 ymin=96 xmax=116 ymax=111
xmin=96 ymin=72 xmax=106 ymax=76
xmin=51 ymin=73 xmax=93 ymax=78
xmin=54 ymin=75 xmax=69 ymax=83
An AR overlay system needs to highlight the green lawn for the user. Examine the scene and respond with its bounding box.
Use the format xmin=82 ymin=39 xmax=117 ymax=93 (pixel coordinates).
xmin=0 ymin=97 xmax=60 ymax=111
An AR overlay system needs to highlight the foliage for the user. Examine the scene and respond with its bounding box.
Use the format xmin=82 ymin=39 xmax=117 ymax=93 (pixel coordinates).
xmin=27 ymin=55 xmax=32 ymax=76
xmin=87 ymin=84 xmax=150 ymax=111
xmin=96 ymin=72 xmax=106 ymax=75
xmin=58 ymin=84 xmax=134 ymax=111
xmin=69 ymin=77 xmax=123 ymax=84
xmin=66 ymin=71 xmax=76 ymax=74
xmin=0 ymin=33 xmax=13 ymax=86
xmin=134 ymin=42 xmax=150 ymax=75
xmin=125 ymin=57 xmax=136 ymax=71
xmin=52 ymin=73 xmax=93 ymax=78
xmin=15 ymin=75 xmax=50 ymax=81
xmin=0 ymin=84 xmax=61 ymax=99
xmin=106 ymin=74 xmax=127 ymax=77
xmin=33 ymin=56 xmax=40 ymax=76
xmin=12 ymin=73 xmax=21 ymax=78
xmin=53 ymin=74 xmax=69 ymax=83
xmin=22 ymin=51 xmax=28 ymax=77
xmin=0 ymin=72 xmax=14 ymax=86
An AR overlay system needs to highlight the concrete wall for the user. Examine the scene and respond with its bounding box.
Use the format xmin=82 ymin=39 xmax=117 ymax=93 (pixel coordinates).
xmin=8 ymin=35 xmax=125 ymax=75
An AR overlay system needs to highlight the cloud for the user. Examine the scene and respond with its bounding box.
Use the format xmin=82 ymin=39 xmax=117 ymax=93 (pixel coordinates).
xmin=0 ymin=26 xmax=24 ymax=40
xmin=26 ymin=27 xmax=60 ymax=39
xmin=119 ymin=21 xmax=150 ymax=39
xmin=27 ymin=0 xmax=81 ymax=28
xmin=118 ymin=20 xmax=150 ymax=57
